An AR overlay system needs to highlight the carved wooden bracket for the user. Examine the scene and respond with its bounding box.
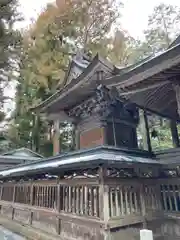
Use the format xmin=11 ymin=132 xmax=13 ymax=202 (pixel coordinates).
xmin=68 ymin=85 xmax=139 ymax=125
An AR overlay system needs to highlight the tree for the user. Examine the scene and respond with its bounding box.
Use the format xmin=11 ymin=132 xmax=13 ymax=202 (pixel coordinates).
xmin=140 ymin=3 xmax=180 ymax=57
xmin=9 ymin=0 xmax=124 ymax=155
xmin=107 ymin=30 xmax=146 ymax=66
xmin=0 ymin=0 xmax=21 ymax=118
xmin=0 ymin=0 xmax=22 ymax=152
xmin=21 ymin=0 xmax=122 ymax=90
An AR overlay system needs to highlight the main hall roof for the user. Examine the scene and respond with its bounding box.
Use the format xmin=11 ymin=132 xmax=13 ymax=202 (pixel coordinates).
xmin=33 ymin=42 xmax=180 ymax=121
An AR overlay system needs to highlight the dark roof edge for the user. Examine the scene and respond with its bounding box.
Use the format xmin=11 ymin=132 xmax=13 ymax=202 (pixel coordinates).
xmin=2 ymin=148 xmax=44 ymax=158
xmin=0 ymin=146 xmax=159 ymax=179
xmin=168 ymin=35 xmax=180 ymax=49
xmin=31 ymin=54 xmax=115 ymax=113
xmin=105 ymin=43 xmax=180 ymax=87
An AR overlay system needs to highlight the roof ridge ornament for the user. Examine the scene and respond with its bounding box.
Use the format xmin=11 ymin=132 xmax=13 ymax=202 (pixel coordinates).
xmin=72 ymin=49 xmax=92 ymax=68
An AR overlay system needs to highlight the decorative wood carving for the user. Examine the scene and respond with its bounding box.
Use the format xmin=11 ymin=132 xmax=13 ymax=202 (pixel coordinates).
xmin=63 ymin=168 xmax=99 ymax=179
xmin=68 ymin=85 xmax=139 ymax=126
xmin=107 ymin=168 xmax=137 ymax=178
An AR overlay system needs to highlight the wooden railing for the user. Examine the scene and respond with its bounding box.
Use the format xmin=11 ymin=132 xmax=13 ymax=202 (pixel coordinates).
xmin=0 ymin=180 xmax=101 ymax=219
xmin=159 ymin=179 xmax=180 ymax=213
xmin=0 ymin=178 xmax=180 ymax=239
xmin=108 ymin=185 xmax=141 ymax=218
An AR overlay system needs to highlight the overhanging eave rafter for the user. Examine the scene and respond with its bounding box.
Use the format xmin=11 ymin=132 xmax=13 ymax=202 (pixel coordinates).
xmin=119 ymin=81 xmax=170 ymax=96
xmin=31 ymin=54 xmax=114 ymax=114
xmin=104 ymin=43 xmax=180 ymax=89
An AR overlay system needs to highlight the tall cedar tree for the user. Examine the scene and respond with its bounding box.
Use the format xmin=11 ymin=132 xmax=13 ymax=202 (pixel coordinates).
xmin=0 ymin=0 xmax=20 ymax=120
xmin=140 ymin=3 xmax=180 ymax=57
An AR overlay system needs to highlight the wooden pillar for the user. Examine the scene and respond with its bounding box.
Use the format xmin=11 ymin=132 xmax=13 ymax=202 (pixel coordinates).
xmin=53 ymin=119 xmax=60 ymax=155
xmin=143 ymin=110 xmax=152 ymax=153
xmin=99 ymin=167 xmax=110 ymax=227
xmin=12 ymin=185 xmax=16 ymax=220
xmin=30 ymin=182 xmax=34 ymax=225
xmin=0 ymin=185 xmax=3 ymax=200
xmin=71 ymin=123 xmax=75 ymax=150
xmin=56 ymin=177 xmax=61 ymax=235
xmin=102 ymin=122 xmax=108 ymax=145
xmin=75 ymin=127 xmax=80 ymax=150
xmin=170 ymin=120 xmax=180 ymax=148
xmin=12 ymin=185 xmax=16 ymax=202
xmin=173 ymin=83 xmax=180 ymax=117
xmin=140 ymin=184 xmax=147 ymax=228
xmin=112 ymin=117 xmax=117 ymax=147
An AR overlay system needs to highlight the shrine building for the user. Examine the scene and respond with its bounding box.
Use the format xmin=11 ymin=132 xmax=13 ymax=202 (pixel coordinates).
xmin=0 ymin=40 xmax=180 ymax=239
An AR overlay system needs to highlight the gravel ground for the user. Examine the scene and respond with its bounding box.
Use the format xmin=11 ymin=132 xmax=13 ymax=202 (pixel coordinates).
xmin=0 ymin=226 xmax=26 ymax=240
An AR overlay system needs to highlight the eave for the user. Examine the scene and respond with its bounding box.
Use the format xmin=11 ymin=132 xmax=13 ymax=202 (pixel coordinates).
xmin=104 ymin=43 xmax=180 ymax=121
xmin=105 ymin=43 xmax=180 ymax=89
xmin=2 ymin=148 xmax=44 ymax=158
xmin=32 ymin=54 xmax=114 ymax=114
xmin=0 ymin=146 xmax=159 ymax=180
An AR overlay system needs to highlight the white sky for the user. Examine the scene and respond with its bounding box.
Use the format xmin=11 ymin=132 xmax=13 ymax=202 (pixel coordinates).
xmin=18 ymin=0 xmax=180 ymax=38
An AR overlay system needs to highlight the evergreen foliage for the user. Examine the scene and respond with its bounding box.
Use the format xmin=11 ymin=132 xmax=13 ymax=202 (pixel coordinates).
xmin=0 ymin=0 xmax=21 ymax=120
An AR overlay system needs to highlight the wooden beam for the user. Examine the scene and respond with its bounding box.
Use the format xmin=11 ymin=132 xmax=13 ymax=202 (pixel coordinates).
xmin=53 ymin=120 xmax=60 ymax=156
xmin=106 ymin=47 xmax=180 ymax=89
xmin=119 ymin=81 xmax=169 ymax=96
xmin=143 ymin=110 xmax=152 ymax=153
xmin=159 ymin=97 xmax=175 ymax=112
xmin=172 ymin=83 xmax=180 ymax=117
xmin=98 ymin=167 xmax=109 ymax=225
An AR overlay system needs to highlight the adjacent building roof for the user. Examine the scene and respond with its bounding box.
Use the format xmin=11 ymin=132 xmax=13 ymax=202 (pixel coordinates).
xmin=2 ymin=148 xmax=43 ymax=158
xmin=0 ymin=146 xmax=159 ymax=179
xmin=0 ymin=148 xmax=44 ymax=171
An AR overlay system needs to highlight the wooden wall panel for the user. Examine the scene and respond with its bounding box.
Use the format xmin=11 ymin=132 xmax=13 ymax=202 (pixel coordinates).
xmin=80 ymin=127 xmax=104 ymax=149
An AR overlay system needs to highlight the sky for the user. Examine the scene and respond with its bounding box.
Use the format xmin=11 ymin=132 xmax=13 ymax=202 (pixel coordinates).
xmin=18 ymin=0 xmax=180 ymax=39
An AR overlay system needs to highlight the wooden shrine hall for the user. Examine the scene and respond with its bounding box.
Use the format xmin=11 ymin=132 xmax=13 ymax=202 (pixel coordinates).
xmin=1 ymin=41 xmax=180 ymax=239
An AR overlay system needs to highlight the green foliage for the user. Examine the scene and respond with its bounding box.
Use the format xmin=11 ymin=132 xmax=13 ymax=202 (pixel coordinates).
xmin=140 ymin=3 xmax=180 ymax=57
xmin=107 ymin=30 xmax=145 ymax=66
xmin=0 ymin=0 xmax=21 ymax=105
xmin=0 ymin=0 xmax=21 ymax=151
xmin=149 ymin=118 xmax=173 ymax=151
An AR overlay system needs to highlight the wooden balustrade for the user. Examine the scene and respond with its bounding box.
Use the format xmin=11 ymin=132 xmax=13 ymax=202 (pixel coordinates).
xmin=108 ymin=185 xmax=141 ymax=218
xmin=0 ymin=178 xmax=180 ymax=239
xmin=160 ymin=181 xmax=180 ymax=212
xmin=0 ymin=181 xmax=101 ymax=219
xmin=0 ymin=180 xmax=167 ymax=218
xmin=144 ymin=184 xmax=161 ymax=211
xmin=61 ymin=185 xmax=100 ymax=217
